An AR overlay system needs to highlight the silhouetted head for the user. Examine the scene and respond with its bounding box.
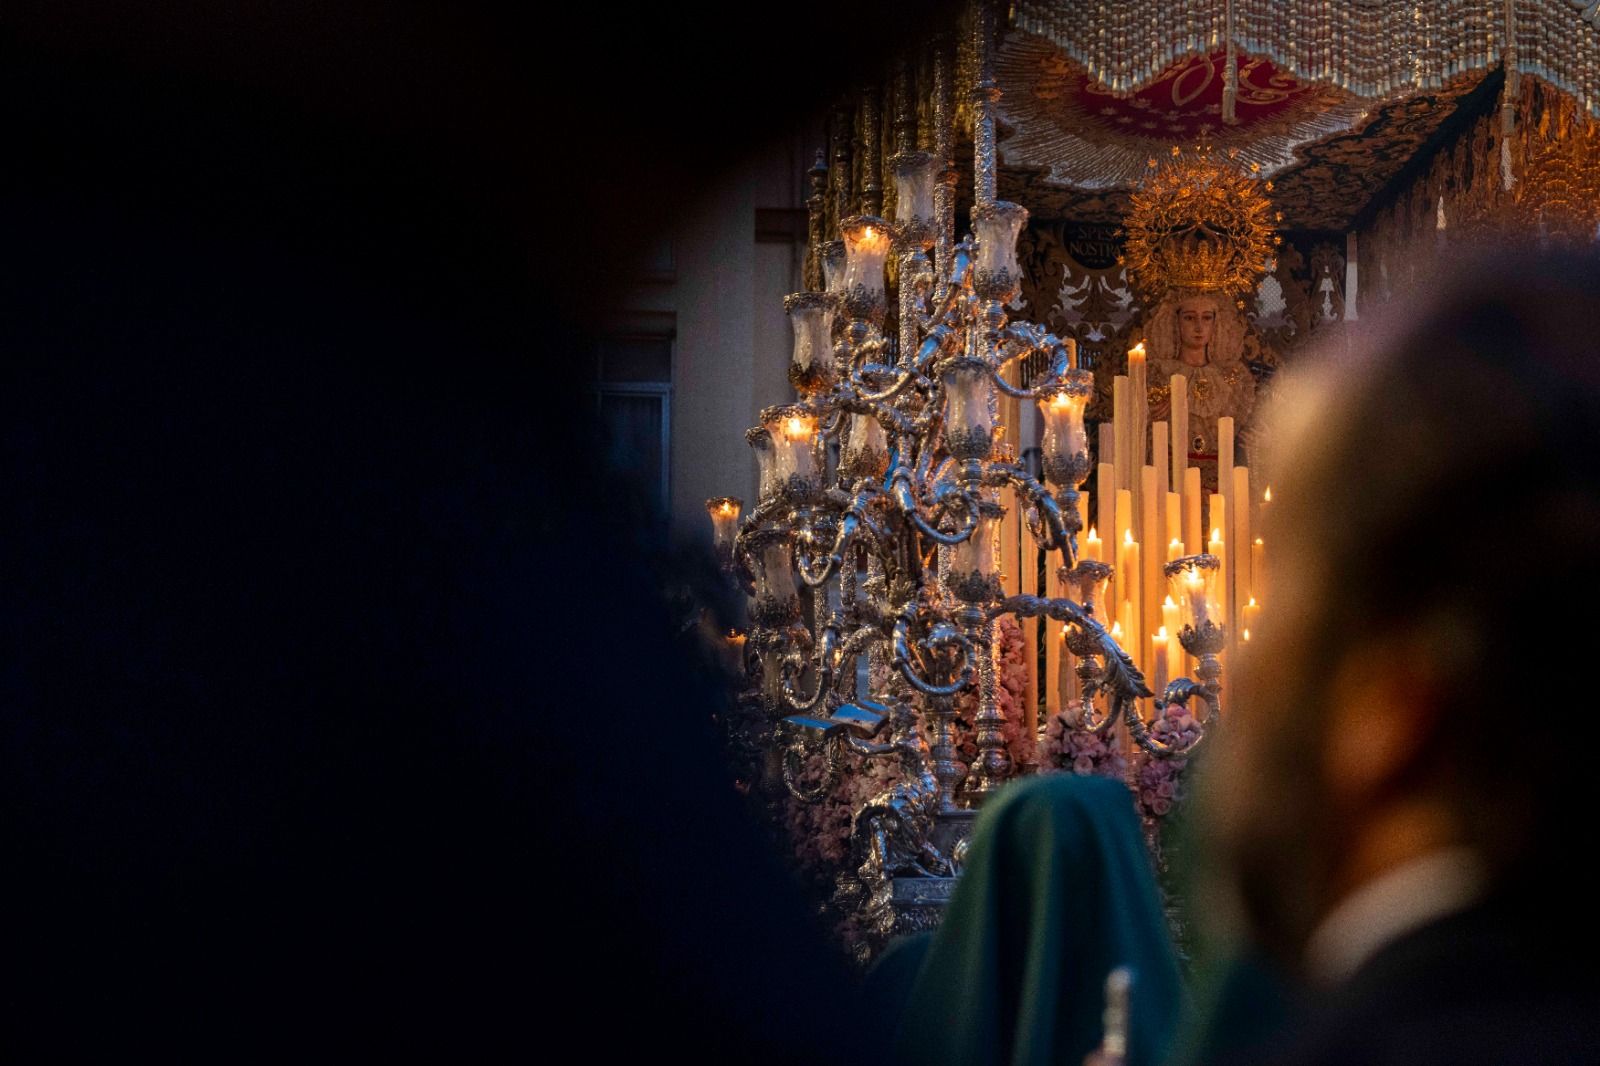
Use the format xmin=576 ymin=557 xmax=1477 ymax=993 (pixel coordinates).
xmin=1203 ymin=245 xmax=1600 ymax=968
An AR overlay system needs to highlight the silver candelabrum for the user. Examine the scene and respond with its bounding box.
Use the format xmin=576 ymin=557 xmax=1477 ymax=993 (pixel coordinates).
xmin=711 ymin=5 xmax=1217 ymax=957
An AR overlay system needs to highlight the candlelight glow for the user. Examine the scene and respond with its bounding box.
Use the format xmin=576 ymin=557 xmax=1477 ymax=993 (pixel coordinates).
xmin=1263 ymin=486 xmax=1273 ymax=502
xmin=1125 ymin=529 xmax=1135 ymax=545
xmin=1243 ymin=629 xmax=1251 ymax=641
xmin=1111 ymin=621 xmax=1124 ymax=639
xmin=1165 ymin=595 xmax=1176 ymax=607
xmin=784 ymin=415 xmax=814 ymax=441
xmin=1156 ymin=625 xmax=1169 ymax=640
xmin=1129 ymin=341 xmax=1147 ymax=360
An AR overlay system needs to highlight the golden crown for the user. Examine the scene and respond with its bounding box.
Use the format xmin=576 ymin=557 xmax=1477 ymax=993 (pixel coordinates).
xmin=1120 ymin=143 xmax=1281 ymax=299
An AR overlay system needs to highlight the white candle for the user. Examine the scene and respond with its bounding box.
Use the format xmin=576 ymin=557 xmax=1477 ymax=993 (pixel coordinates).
xmin=1153 ymin=421 xmax=1169 ymax=575
xmin=1243 ymin=597 xmax=1262 ymax=642
xmin=1119 ymin=528 xmax=1141 ymax=673
xmin=1184 ymin=568 xmax=1209 ymax=630
xmin=1233 ymin=465 xmax=1251 ymax=635
xmin=1170 ymin=373 xmax=1189 ymax=489
xmin=1116 ymin=490 xmax=1136 ymax=653
xmin=1113 ymin=375 xmax=1131 ymax=491
xmin=1085 ymin=527 xmax=1103 ymax=563
xmin=1252 ymin=536 xmax=1266 ymax=609
xmin=1152 ymin=626 xmax=1170 ymax=699
xmin=1129 ymin=342 xmax=1148 ymax=501
xmin=1162 ymin=596 xmax=1184 ymax=676
xmin=1184 ymin=467 xmax=1203 ymax=554
xmin=1141 ymin=464 xmax=1160 ymax=694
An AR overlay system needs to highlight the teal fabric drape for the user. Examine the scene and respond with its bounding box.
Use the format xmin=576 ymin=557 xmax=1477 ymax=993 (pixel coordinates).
xmin=871 ymin=774 xmax=1183 ymax=1066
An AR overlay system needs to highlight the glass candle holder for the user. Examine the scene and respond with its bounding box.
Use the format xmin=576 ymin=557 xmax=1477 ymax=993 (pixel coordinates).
xmin=1164 ymin=554 xmax=1221 ymax=633
xmin=705 ymin=496 xmax=742 ymax=564
xmin=840 ymin=215 xmax=893 ymax=322
xmin=746 ymin=426 xmax=777 ymax=503
xmin=783 ymin=292 xmax=834 ymax=394
xmin=1037 ymin=369 xmax=1094 ymax=488
xmin=891 ymin=151 xmax=937 ymax=250
xmin=821 ymin=240 xmax=847 ymax=295
xmin=970 ymin=201 xmax=1028 ymax=301
xmin=748 ymin=530 xmax=800 ymax=626
xmin=760 ymin=403 xmax=819 ymax=503
xmin=1066 ymin=559 xmax=1113 ymax=621
xmin=947 ymin=500 xmax=1005 ymax=602
xmin=941 ymin=357 xmax=995 ymax=461
xmin=839 ymin=411 xmax=889 ymax=480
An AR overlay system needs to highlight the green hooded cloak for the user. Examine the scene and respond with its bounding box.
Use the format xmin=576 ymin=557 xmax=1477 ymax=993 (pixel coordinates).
xmin=869 ymin=773 xmax=1183 ymax=1066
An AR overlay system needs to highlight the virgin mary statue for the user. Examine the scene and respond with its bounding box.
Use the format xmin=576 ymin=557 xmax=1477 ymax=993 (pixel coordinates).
xmin=1143 ymin=289 xmax=1256 ymax=491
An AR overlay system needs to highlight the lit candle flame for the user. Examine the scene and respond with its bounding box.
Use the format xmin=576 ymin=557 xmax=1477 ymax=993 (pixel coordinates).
xmin=1210 ymin=527 xmax=1222 ymax=542
xmin=1248 ymin=597 xmax=1258 ymax=608
xmin=1164 ymin=595 xmax=1176 ymax=607
xmin=1156 ymin=625 xmax=1168 ymax=640
xmin=1111 ymin=621 xmax=1123 ymax=639
xmin=1263 ymin=487 xmax=1273 ymax=502
xmin=1129 ymin=341 xmax=1147 ymax=360
xmin=784 ymin=416 xmax=813 ymax=441
xmin=1124 ymin=529 xmax=1135 ymax=545
xmin=1242 ymin=629 xmax=1251 ymax=641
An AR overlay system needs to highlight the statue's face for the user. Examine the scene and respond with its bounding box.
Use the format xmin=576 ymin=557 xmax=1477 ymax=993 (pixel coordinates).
xmin=1177 ymin=297 xmax=1217 ymax=351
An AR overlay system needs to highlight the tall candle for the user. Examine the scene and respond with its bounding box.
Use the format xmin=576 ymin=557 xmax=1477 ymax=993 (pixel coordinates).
xmin=1085 ymin=527 xmax=1103 ymax=563
xmin=1162 ymin=596 xmax=1184 ymax=676
xmin=1183 ymin=467 xmax=1202 ymax=554
xmin=1119 ymin=529 xmax=1141 ymax=673
xmin=1116 ymin=489 xmax=1135 ymax=643
xmin=1152 ymin=627 xmax=1170 ymax=700
xmin=1183 ymin=567 xmax=1210 ymax=629
xmin=1170 ymin=373 xmax=1189 ymax=487
xmin=1217 ymin=418 xmax=1235 ymax=649
xmin=1141 ymin=464 xmax=1160 ymax=686
xmin=1152 ymin=421 xmax=1169 ymax=562
xmin=1129 ymin=342 xmax=1148 ymax=499
xmin=1208 ymin=512 xmax=1228 ymax=654
xmin=1113 ymin=375 xmax=1131 ymax=492
xmin=1243 ymin=597 xmax=1262 ymax=643
xmin=1252 ymin=536 xmax=1266 ymax=608
xmin=1232 ymin=465 xmax=1252 ymax=633
xmin=1098 ymin=462 xmax=1116 ymax=582
xmin=1099 ymin=421 xmax=1116 ymax=468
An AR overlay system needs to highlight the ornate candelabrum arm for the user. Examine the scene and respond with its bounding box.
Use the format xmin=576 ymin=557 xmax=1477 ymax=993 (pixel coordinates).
xmin=794 ymin=481 xmax=889 ymax=587
xmin=779 ymin=622 xmax=841 ymax=714
xmin=781 ymin=736 xmax=843 ymax=802
xmin=889 ymin=460 xmax=979 ymax=546
xmin=892 ymin=610 xmax=975 ymax=696
xmin=921 ymin=240 xmax=973 ymax=329
xmin=852 ymin=363 xmax=929 ymax=403
xmin=988 ymin=364 xmax=1041 ymax=399
xmin=991 ymin=464 xmax=1071 ymax=555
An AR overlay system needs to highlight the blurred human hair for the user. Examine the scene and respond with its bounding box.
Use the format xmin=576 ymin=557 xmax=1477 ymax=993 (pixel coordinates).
xmin=1205 ymin=244 xmax=1600 ymax=962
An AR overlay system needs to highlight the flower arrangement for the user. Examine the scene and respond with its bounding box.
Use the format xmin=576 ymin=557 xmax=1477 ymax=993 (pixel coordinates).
xmin=1133 ymin=700 xmax=1201 ymax=820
